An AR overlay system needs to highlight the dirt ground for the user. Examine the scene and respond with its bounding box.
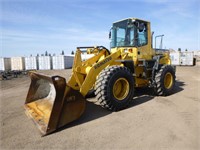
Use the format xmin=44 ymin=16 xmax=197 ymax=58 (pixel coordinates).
xmin=0 ymin=66 xmax=200 ymax=150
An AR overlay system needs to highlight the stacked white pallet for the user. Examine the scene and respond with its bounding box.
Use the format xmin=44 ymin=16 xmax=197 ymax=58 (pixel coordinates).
xmin=25 ymin=56 xmax=38 ymax=70
xmin=38 ymin=56 xmax=52 ymax=70
xmin=65 ymin=55 xmax=74 ymax=68
xmin=193 ymin=50 xmax=200 ymax=57
xmin=52 ymin=55 xmax=74 ymax=69
xmin=170 ymin=51 xmax=181 ymax=65
xmin=180 ymin=52 xmax=194 ymax=66
xmin=11 ymin=57 xmax=25 ymax=70
xmin=81 ymin=54 xmax=94 ymax=61
xmin=0 ymin=57 xmax=11 ymax=71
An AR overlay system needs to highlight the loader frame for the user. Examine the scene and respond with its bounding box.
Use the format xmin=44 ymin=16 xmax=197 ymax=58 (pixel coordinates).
xmin=68 ymin=44 xmax=171 ymax=97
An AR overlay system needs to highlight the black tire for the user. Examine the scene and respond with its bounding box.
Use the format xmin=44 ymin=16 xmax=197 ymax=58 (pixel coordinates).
xmin=154 ymin=65 xmax=176 ymax=96
xmin=85 ymin=89 xmax=96 ymax=98
xmin=95 ymin=66 xmax=134 ymax=111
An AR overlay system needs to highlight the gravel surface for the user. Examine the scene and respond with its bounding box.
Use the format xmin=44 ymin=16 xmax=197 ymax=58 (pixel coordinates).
xmin=1 ymin=66 xmax=200 ymax=150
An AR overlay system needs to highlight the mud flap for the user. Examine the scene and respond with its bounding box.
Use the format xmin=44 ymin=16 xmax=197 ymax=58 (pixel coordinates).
xmin=24 ymin=72 xmax=86 ymax=136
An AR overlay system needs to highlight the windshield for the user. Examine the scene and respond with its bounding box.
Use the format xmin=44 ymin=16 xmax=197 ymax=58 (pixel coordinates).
xmin=110 ymin=20 xmax=147 ymax=48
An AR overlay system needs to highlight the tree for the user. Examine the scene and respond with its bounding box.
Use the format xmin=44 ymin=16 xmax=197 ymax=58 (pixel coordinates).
xmin=45 ymin=51 xmax=48 ymax=56
xmin=178 ymin=48 xmax=181 ymax=52
xmin=71 ymin=51 xmax=74 ymax=55
xmin=61 ymin=50 xmax=65 ymax=55
xmin=185 ymin=49 xmax=188 ymax=51
xmin=49 ymin=53 xmax=51 ymax=56
xmin=37 ymin=54 xmax=39 ymax=57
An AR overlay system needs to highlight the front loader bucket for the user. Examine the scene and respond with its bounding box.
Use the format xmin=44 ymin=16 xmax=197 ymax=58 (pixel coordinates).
xmin=24 ymin=72 xmax=86 ymax=136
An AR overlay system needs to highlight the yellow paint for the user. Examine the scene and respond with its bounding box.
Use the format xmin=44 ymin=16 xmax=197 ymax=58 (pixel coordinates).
xmin=164 ymin=72 xmax=173 ymax=89
xmin=113 ymin=78 xmax=130 ymax=100
xmin=26 ymin=99 xmax=53 ymax=124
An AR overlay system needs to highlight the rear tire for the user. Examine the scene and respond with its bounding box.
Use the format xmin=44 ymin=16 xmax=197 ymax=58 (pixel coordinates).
xmin=95 ymin=66 xmax=134 ymax=111
xmin=154 ymin=65 xmax=176 ymax=96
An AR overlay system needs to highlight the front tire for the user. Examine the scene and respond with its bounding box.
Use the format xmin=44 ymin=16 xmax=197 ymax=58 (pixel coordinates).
xmin=95 ymin=66 xmax=134 ymax=111
xmin=154 ymin=65 xmax=176 ymax=96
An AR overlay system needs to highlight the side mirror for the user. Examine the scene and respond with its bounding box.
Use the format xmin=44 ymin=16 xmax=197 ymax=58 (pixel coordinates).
xmin=109 ymin=27 xmax=113 ymax=39
xmin=109 ymin=31 xmax=111 ymax=39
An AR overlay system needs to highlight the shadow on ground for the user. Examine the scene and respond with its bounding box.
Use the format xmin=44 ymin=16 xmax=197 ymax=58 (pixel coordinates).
xmin=172 ymin=80 xmax=185 ymax=94
xmin=51 ymin=80 xmax=185 ymax=135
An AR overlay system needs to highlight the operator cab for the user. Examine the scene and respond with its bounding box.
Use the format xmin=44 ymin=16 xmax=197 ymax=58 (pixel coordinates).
xmin=110 ymin=18 xmax=148 ymax=48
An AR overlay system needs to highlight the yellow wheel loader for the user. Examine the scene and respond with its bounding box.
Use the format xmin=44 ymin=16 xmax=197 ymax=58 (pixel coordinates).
xmin=24 ymin=18 xmax=176 ymax=135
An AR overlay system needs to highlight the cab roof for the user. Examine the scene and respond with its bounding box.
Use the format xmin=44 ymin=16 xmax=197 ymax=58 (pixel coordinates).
xmin=113 ymin=18 xmax=150 ymax=24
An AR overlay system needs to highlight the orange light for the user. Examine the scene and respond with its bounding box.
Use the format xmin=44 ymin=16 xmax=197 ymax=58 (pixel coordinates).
xmin=128 ymin=48 xmax=132 ymax=53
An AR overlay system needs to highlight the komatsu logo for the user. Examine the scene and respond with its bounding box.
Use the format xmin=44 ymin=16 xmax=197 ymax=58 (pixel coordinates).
xmin=94 ymin=57 xmax=112 ymax=69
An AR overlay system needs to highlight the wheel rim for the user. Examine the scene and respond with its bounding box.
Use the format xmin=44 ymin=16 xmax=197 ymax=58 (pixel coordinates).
xmin=164 ymin=72 xmax=173 ymax=89
xmin=113 ymin=78 xmax=129 ymax=100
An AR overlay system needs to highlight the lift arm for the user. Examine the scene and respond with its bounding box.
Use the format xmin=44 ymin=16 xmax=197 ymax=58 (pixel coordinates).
xmin=67 ymin=46 xmax=122 ymax=96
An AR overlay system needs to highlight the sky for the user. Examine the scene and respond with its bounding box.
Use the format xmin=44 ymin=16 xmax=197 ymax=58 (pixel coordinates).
xmin=0 ymin=0 xmax=199 ymax=57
